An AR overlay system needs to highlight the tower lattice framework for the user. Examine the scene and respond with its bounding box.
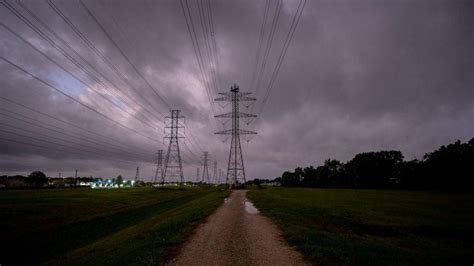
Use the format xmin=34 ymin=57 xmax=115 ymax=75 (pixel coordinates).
xmin=163 ymin=110 xmax=185 ymax=184
xmin=215 ymin=84 xmax=256 ymax=186
xmin=154 ymin=150 xmax=163 ymax=183
xmin=202 ymin=152 xmax=210 ymax=183
xmin=212 ymin=161 xmax=217 ymax=184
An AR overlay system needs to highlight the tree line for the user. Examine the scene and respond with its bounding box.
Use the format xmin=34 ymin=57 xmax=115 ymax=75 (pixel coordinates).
xmin=273 ymin=138 xmax=474 ymax=192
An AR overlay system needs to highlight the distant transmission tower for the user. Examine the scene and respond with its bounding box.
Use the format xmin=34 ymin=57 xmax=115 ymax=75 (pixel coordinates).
xmin=154 ymin=150 xmax=163 ymax=183
xmin=215 ymin=84 xmax=257 ymax=187
xmin=163 ymin=110 xmax=185 ymax=184
xmin=196 ymin=168 xmax=200 ymax=183
xmin=202 ymin=152 xmax=210 ymax=183
xmin=219 ymin=168 xmax=224 ymax=184
xmin=134 ymin=166 xmax=139 ymax=181
xmin=212 ymin=161 xmax=217 ymax=184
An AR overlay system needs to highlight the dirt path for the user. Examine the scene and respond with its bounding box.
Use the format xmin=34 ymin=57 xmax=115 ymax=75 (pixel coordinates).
xmin=170 ymin=190 xmax=308 ymax=265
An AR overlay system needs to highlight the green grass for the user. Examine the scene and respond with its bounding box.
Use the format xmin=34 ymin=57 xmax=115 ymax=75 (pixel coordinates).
xmin=248 ymin=187 xmax=474 ymax=266
xmin=0 ymin=187 xmax=228 ymax=265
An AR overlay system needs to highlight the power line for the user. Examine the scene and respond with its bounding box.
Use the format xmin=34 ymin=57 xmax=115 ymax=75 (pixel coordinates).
xmin=258 ymin=0 xmax=307 ymax=117
xmin=0 ymin=110 xmax=154 ymax=158
xmin=0 ymin=22 xmax=158 ymax=130
xmin=79 ymin=0 xmax=171 ymax=112
xmin=0 ymin=129 xmax=153 ymax=164
xmin=179 ymin=0 xmax=218 ymax=116
xmin=0 ymin=96 xmax=149 ymax=151
xmin=0 ymin=123 xmax=152 ymax=162
xmin=41 ymin=0 xmax=164 ymax=123
xmin=197 ymin=0 xmax=218 ymax=93
xmin=179 ymin=0 xmax=224 ymax=141
xmin=253 ymin=0 xmax=282 ymax=97
xmin=0 ymin=56 xmax=160 ymax=144
xmin=205 ymin=0 xmax=222 ymax=90
xmin=249 ymin=0 xmax=271 ymax=92
xmin=0 ymin=137 xmax=151 ymax=166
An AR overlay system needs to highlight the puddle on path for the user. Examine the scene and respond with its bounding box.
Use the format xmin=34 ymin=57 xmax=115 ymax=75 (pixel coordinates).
xmin=244 ymin=200 xmax=260 ymax=214
xmin=224 ymin=197 xmax=232 ymax=204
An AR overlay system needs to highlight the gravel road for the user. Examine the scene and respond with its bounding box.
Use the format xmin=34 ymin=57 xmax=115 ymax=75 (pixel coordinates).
xmin=170 ymin=190 xmax=308 ymax=265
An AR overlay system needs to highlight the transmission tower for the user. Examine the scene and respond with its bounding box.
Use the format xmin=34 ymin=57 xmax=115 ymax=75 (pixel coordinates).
xmin=196 ymin=168 xmax=200 ymax=183
xmin=163 ymin=110 xmax=185 ymax=184
xmin=134 ymin=166 xmax=139 ymax=181
xmin=202 ymin=152 xmax=210 ymax=183
xmin=154 ymin=150 xmax=163 ymax=183
xmin=219 ymin=168 xmax=224 ymax=184
xmin=215 ymin=84 xmax=257 ymax=187
xmin=212 ymin=161 xmax=217 ymax=184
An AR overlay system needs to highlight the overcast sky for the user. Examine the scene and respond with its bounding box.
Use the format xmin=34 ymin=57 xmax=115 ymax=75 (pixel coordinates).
xmin=1 ymin=0 xmax=472 ymax=181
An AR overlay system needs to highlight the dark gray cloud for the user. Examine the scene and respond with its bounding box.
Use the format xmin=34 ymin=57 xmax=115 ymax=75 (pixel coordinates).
xmin=1 ymin=0 xmax=473 ymax=180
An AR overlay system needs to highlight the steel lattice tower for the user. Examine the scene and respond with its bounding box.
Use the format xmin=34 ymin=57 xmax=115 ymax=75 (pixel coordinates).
xmin=163 ymin=110 xmax=185 ymax=184
xmin=196 ymin=167 xmax=200 ymax=183
xmin=134 ymin=166 xmax=139 ymax=181
xmin=154 ymin=150 xmax=163 ymax=183
xmin=212 ymin=161 xmax=217 ymax=184
xmin=215 ymin=84 xmax=256 ymax=187
xmin=202 ymin=152 xmax=210 ymax=183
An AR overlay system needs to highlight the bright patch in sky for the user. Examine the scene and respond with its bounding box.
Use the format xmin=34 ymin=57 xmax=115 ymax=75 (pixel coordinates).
xmin=47 ymin=72 xmax=86 ymax=97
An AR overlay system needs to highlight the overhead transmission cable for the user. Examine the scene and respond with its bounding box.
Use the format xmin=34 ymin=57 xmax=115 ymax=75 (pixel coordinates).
xmin=257 ymin=0 xmax=307 ymax=117
xmin=0 ymin=110 xmax=155 ymax=158
xmin=42 ymin=0 xmax=165 ymax=123
xmin=249 ymin=0 xmax=271 ymax=92
xmin=79 ymin=0 xmax=171 ymax=112
xmin=0 ymin=96 xmax=150 ymax=151
xmin=0 ymin=125 xmax=152 ymax=162
xmin=12 ymin=0 xmax=164 ymax=124
xmin=0 ymin=22 xmax=158 ymax=130
xmin=0 ymin=56 xmax=160 ymax=144
xmin=0 ymin=137 xmax=153 ymax=165
xmin=253 ymin=0 xmax=282 ymax=97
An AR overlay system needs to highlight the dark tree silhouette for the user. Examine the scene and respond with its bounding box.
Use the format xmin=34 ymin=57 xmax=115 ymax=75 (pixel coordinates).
xmin=346 ymin=151 xmax=403 ymax=188
xmin=27 ymin=171 xmax=48 ymax=188
xmin=275 ymin=138 xmax=473 ymax=192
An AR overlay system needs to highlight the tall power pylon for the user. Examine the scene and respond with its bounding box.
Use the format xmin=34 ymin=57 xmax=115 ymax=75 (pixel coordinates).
xmin=215 ymin=84 xmax=257 ymax=186
xmin=154 ymin=150 xmax=163 ymax=183
xmin=196 ymin=167 xmax=200 ymax=183
xmin=212 ymin=161 xmax=217 ymax=184
xmin=202 ymin=152 xmax=210 ymax=183
xmin=134 ymin=166 xmax=139 ymax=181
xmin=163 ymin=110 xmax=185 ymax=184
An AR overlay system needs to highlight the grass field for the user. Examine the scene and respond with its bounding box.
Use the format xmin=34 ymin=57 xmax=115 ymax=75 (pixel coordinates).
xmin=248 ymin=187 xmax=474 ymax=266
xmin=0 ymin=187 xmax=228 ymax=265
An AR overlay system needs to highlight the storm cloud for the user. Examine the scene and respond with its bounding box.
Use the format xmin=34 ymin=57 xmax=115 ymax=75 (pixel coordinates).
xmin=1 ymin=0 xmax=473 ymax=181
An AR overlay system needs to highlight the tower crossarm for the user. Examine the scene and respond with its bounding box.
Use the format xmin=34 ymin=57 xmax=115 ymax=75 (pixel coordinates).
xmin=215 ymin=129 xmax=257 ymax=135
xmin=214 ymin=112 xmax=257 ymax=118
xmin=214 ymin=95 xmax=256 ymax=101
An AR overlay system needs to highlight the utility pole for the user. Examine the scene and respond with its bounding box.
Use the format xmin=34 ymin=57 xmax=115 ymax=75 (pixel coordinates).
xmin=202 ymin=152 xmax=210 ymax=184
xmin=196 ymin=168 xmax=200 ymax=183
xmin=215 ymin=84 xmax=256 ymax=188
xmin=134 ymin=166 xmax=139 ymax=181
xmin=154 ymin=150 xmax=163 ymax=183
xmin=163 ymin=110 xmax=185 ymax=184
xmin=75 ymin=169 xmax=78 ymax=179
xmin=212 ymin=161 xmax=217 ymax=184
